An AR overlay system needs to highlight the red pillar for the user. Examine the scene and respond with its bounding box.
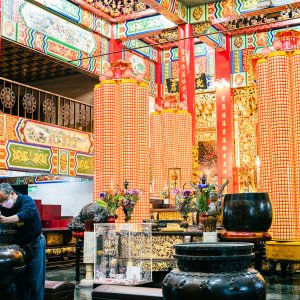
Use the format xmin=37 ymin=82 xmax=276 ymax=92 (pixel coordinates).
xmin=178 ymin=24 xmax=196 ymax=145
xmin=109 ymin=25 xmax=123 ymax=63
xmin=155 ymin=49 xmax=163 ymax=105
xmin=215 ymin=36 xmax=233 ymax=191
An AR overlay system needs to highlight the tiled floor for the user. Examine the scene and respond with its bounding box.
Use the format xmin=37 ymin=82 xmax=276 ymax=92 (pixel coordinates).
xmin=46 ymin=267 xmax=300 ymax=300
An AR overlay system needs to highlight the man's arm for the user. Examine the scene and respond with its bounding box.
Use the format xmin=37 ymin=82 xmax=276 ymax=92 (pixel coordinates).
xmin=0 ymin=214 xmax=19 ymax=224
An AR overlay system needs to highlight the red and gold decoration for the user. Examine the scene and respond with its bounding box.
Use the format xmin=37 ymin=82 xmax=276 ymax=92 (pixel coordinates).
xmin=215 ymin=37 xmax=233 ymax=189
xmin=274 ymin=30 xmax=300 ymax=51
xmin=233 ymin=87 xmax=258 ymax=193
xmin=94 ymin=61 xmax=150 ymax=222
xmin=256 ymin=39 xmax=300 ymax=239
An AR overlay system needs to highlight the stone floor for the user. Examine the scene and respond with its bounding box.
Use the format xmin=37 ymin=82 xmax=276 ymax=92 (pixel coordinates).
xmin=46 ymin=267 xmax=300 ymax=300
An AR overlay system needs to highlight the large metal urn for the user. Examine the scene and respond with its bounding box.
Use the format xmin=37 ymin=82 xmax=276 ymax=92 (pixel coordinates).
xmin=162 ymin=242 xmax=266 ymax=300
xmin=223 ymin=192 xmax=272 ymax=232
xmin=0 ymin=224 xmax=26 ymax=294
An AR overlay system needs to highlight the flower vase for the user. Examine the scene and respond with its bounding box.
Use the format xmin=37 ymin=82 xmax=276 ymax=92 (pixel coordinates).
xmin=107 ymin=215 xmax=115 ymax=223
xmin=123 ymin=209 xmax=132 ymax=222
xmin=198 ymin=213 xmax=208 ymax=230
xmin=202 ymin=217 xmax=218 ymax=242
xmin=180 ymin=215 xmax=189 ymax=229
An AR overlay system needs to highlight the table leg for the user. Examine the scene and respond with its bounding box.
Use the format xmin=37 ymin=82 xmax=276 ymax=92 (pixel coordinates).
xmin=268 ymin=260 xmax=277 ymax=281
xmin=280 ymin=262 xmax=289 ymax=279
xmin=75 ymin=238 xmax=84 ymax=282
xmin=254 ymin=242 xmax=265 ymax=273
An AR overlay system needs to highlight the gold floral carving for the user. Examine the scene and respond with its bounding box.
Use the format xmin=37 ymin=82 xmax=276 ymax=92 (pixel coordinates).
xmin=157 ymin=211 xmax=182 ymax=220
xmin=192 ymin=145 xmax=200 ymax=184
xmin=152 ymin=28 xmax=178 ymax=43
xmin=46 ymin=233 xmax=64 ymax=246
xmin=152 ymin=235 xmax=184 ymax=259
xmin=120 ymin=235 xmax=151 ymax=258
xmin=233 ymin=36 xmax=243 ymax=49
xmin=233 ymin=87 xmax=258 ymax=192
xmin=180 ymin=5 xmax=186 ymax=19
xmin=193 ymin=7 xmax=203 ymax=21
xmin=195 ymin=92 xmax=216 ymax=142
xmin=152 ymin=261 xmax=177 ymax=272
xmin=193 ymin=22 xmax=210 ymax=36
xmin=266 ymin=245 xmax=299 ymax=260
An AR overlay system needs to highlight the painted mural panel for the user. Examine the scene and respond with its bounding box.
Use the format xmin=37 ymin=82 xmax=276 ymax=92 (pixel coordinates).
xmin=58 ymin=149 xmax=70 ymax=175
xmin=125 ymin=40 xmax=157 ymax=61
xmin=34 ymin=0 xmax=81 ymax=22
xmin=31 ymin=0 xmax=112 ymax=38
xmin=16 ymin=119 xmax=93 ymax=154
xmin=0 ymin=113 xmax=93 ymax=177
xmin=124 ymin=52 xmax=155 ymax=90
xmin=20 ymin=2 xmax=96 ymax=54
xmin=75 ymin=153 xmax=94 ymax=176
xmin=116 ymin=15 xmax=176 ymax=39
xmin=6 ymin=141 xmax=52 ymax=172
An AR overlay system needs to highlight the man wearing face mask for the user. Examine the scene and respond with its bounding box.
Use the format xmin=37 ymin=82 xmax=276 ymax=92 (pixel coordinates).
xmin=0 ymin=183 xmax=45 ymax=300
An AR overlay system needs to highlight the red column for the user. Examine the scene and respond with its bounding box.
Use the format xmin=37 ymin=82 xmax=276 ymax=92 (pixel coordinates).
xmin=109 ymin=24 xmax=123 ymax=63
xmin=215 ymin=36 xmax=233 ymax=191
xmin=155 ymin=48 xmax=163 ymax=105
xmin=178 ymin=24 xmax=196 ymax=145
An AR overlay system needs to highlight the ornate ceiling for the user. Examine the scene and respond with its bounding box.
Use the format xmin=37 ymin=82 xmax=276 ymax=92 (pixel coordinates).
xmin=91 ymin=0 xmax=148 ymax=17
xmin=0 ymin=39 xmax=95 ymax=83
xmin=180 ymin=0 xmax=217 ymax=6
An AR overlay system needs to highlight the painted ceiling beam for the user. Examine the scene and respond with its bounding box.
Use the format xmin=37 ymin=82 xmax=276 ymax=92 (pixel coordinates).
xmin=115 ymin=14 xmax=177 ymax=41
xmin=140 ymin=0 xmax=187 ymax=24
xmin=192 ymin=23 xmax=226 ymax=50
xmin=188 ymin=0 xmax=300 ymax=25
xmin=123 ymin=39 xmax=158 ymax=61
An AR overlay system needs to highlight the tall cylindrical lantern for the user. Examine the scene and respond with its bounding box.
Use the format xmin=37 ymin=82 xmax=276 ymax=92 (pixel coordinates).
xmin=150 ymin=112 xmax=164 ymax=193
xmin=291 ymin=50 xmax=300 ymax=238
xmin=256 ymin=59 xmax=272 ymax=194
xmin=161 ymin=109 xmax=176 ymax=193
xmin=94 ymin=81 xmax=120 ymax=200
xmin=119 ymin=79 xmax=138 ymax=221
xmin=268 ymin=52 xmax=294 ymax=239
xmin=175 ymin=110 xmax=192 ymax=191
xmin=136 ymin=82 xmax=150 ymax=222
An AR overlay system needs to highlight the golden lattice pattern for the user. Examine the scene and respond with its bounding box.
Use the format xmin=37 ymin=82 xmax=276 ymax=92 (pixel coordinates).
xmin=195 ymin=92 xmax=216 ymax=142
xmin=233 ymin=87 xmax=258 ymax=192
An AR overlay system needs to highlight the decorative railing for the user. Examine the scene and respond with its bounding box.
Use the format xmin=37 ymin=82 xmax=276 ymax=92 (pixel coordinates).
xmin=0 ymin=77 xmax=93 ymax=133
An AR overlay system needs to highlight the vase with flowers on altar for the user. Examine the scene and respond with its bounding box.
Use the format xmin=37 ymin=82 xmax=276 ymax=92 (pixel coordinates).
xmin=96 ymin=188 xmax=121 ymax=223
xmin=172 ymin=187 xmax=196 ymax=229
xmin=191 ymin=175 xmax=229 ymax=241
xmin=120 ymin=181 xmax=142 ymax=222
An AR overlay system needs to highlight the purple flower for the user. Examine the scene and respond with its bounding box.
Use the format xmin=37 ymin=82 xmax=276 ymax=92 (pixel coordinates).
xmin=182 ymin=189 xmax=192 ymax=198
xmin=99 ymin=192 xmax=105 ymax=198
xmin=198 ymin=183 xmax=209 ymax=189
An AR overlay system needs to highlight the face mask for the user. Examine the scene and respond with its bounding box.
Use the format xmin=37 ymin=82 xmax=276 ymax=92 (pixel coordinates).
xmin=2 ymin=197 xmax=14 ymax=209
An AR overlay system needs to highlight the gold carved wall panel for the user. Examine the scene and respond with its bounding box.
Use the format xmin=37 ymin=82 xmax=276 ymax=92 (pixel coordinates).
xmin=233 ymin=87 xmax=258 ymax=192
xmin=195 ymin=92 xmax=217 ymax=183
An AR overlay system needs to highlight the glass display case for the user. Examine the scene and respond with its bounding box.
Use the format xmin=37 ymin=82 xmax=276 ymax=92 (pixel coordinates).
xmin=94 ymin=223 xmax=152 ymax=285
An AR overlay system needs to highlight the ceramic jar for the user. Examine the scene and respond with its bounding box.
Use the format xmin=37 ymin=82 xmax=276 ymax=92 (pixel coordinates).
xmin=223 ymin=192 xmax=272 ymax=232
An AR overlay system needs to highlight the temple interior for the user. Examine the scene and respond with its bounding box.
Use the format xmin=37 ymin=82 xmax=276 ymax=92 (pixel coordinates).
xmin=1 ymin=0 xmax=300 ymax=299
